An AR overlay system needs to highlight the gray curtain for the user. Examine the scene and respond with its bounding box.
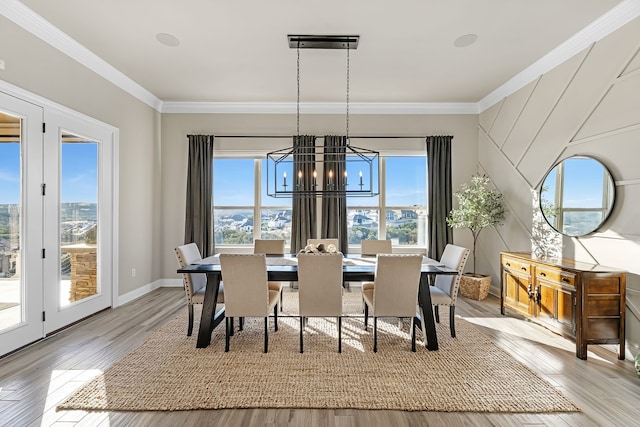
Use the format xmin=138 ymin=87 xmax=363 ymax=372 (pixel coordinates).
xmin=184 ymin=134 xmax=215 ymax=257
xmin=290 ymin=135 xmax=317 ymax=253
xmin=426 ymin=135 xmax=453 ymax=260
xmin=321 ymin=135 xmax=348 ymax=253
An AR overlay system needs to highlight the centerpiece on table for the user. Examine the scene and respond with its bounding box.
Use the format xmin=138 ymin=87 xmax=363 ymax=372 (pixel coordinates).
xmin=299 ymin=243 xmax=339 ymax=254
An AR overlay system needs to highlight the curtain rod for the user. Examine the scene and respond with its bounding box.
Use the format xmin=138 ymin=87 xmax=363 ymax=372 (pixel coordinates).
xmin=204 ymin=135 xmax=427 ymax=139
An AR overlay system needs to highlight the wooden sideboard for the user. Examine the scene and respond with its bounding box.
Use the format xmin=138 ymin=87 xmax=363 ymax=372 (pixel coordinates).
xmin=500 ymin=252 xmax=626 ymax=360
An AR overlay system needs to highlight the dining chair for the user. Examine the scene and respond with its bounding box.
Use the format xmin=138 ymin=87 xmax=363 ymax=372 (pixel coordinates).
xmin=297 ymin=252 xmax=344 ymax=353
xmin=174 ymin=243 xmax=224 ymax=336
xmin=253 ymin=239 xmax=285 ymax=310
xmin=430 ymin=244 xmax=470 ymax=338
xmin=361 ymin=254 xmax=423 ymax=352
xmin=254 ymin=239 xmax=285 ymax=255
xmin=219 ymin=254 xmax=279 ymax=352
xmin=360 ymin=239 xmax=392 ymax=255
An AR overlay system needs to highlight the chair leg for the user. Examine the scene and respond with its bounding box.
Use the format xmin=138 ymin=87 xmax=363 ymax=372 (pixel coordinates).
xmin=449 ymin=305 xmax=456 ymax=338
xmin=274 ymin=304 xmax=279 ymax=332
xmin=225 ymin=317 xmax=231 ymax=352
xmin=299 ymin=317 xmax=304 ymax=353
xmin=373 ymin=317 xmax=378 ymax=353
xmin=264 ymin=317 xmax=269 ymax=353
xmin=364 ymin=303 xmax=369 ymax=331
xmin=411 ymin=316 xmax=417 ymax=352
xmin=338 ymin=317 xmax=342 ymax=353
xmin=280 ymin=290 xmax=283 ymax=312
xmin=434 ymin=305 xmax=440 ymax=323
xmin=230 ymin=317 xmax=234 ymax=336
xmin=187 ymin=304 xmax=194 ymax=336
xmin=239 ymin=317 xmax=244 ymax=331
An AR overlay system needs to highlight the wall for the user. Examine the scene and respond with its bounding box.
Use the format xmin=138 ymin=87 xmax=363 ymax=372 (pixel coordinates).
xmin=478 ymin=16 xmax=640 ymax=357
xmin=0 ymin=16 xmax=162 ymax=298
xmin=160 ymin=113 xmax=478 ymax=279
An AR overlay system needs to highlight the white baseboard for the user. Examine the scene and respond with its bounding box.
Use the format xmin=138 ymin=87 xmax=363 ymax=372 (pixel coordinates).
xmin=114 ymin=279 xmax=183 ymax=307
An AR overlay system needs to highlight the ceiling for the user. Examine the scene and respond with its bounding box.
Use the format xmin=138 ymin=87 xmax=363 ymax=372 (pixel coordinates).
xmin=7 ymin=0 xmax=634 ymax=111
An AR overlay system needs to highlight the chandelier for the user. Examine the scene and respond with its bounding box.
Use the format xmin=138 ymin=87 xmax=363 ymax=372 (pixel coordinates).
xmin=266 ymin=35 xmax=380 ymax=198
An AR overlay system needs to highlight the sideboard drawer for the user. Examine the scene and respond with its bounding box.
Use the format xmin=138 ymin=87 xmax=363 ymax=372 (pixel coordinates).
xmin=536 ymin=266 xmax=575 ymax=287
xmin=502 ymin=257 xmax=531 ymax=275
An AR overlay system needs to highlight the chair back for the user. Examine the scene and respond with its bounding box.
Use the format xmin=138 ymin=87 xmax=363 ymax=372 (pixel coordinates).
xmin=433 ymin=244 xmax=470 ymax=303
xmin=307 ymin=238 xmax=338 ymax=249
xmin=361 ymin=239 xmax=392 ymax=255
xmin=219 ymin=254 xmax=270 ymax=317
xmin=254 ymin=239 xmax=285 ymax=255
xmin=174 ymin=243 xmax=205 ymax=303
xmin=372 ymin=254 xmax=423 ymax=317
xmin=297 ymin=252 xmax=343 ymax=317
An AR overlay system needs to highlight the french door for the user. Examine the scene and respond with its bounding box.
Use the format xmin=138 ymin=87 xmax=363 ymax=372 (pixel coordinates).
xmin=42 ymin=108 xmax=114 ymax=333
xmin=0 ymin=92 xmax=45 ymax=355
xmin=0 ymin=89 xmax=115 ymax=355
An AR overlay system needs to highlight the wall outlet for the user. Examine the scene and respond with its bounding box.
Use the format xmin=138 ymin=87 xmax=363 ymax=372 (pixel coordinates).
xmin=131 ymin=268 xmax=136 ymax=277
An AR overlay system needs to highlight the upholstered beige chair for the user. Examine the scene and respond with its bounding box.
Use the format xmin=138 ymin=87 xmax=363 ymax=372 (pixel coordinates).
xmin=360 ymin=239 xmax=392 ymax=255
xmin=254 ymin=239 xmax=285 ymax=255
xmin=297 ymin=252 xmax=344 ymax=353
xmin=253 ymin=239 xmax=285 ymax=310
xmin=430 ymin=244 xmax=470 ymax=338
xmin=174 ymin=243 xmax=224 ymax=336
xmin=361 ymin=254 xmax=423 ymax=352
xmin=219 ymin=254 xmax=279 ymax=352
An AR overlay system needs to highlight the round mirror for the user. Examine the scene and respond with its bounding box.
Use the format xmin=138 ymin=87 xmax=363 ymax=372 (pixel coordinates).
xmin=539 ymin=156 xmax=615 ymax=237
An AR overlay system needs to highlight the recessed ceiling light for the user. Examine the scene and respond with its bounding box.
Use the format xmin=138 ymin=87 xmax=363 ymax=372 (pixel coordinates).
xmin=156 ymin=33 xmax=180 ymax=47
xmin=453 ymin=34 xmax=478 ymax=48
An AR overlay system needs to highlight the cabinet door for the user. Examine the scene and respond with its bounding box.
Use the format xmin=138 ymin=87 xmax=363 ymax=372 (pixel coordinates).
xmin=535 ymin=278 xmax=576 ymax=337
xmin=502 ymin=268 xmax=531 ymax=316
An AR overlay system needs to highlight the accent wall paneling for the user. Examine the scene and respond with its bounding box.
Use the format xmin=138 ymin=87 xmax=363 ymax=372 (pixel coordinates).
xmin=574 ymin=72 xmax=640 ymax=139
xmin=501 ymin=52 xmax=587 ymax=165
xmin=487 ymin=79 xmax=536 ymax=148
xmin=478 ymin=16 xmax=640 ymax=358
xmin=518 ymin=19 xmax=640 ymax=186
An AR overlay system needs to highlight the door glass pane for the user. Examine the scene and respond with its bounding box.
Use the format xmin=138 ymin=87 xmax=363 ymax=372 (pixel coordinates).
xmin=0 ymin=112 xmax=22 ymax=330
xmin=60 ymin=135 xmax=98 ymax=306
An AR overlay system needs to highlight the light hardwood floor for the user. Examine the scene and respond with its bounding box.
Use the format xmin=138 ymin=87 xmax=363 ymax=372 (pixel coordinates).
xmin=0 ymin=287 xmax=638 ymax=427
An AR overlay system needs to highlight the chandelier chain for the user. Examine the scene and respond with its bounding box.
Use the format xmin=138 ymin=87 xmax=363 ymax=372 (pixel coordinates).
xmin=346 ymin=46 xmax=350 ymax=143
xmin=296 ymin=45 xmax=300 ymax=137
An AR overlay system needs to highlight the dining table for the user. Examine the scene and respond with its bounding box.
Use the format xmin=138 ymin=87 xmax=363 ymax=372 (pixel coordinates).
xmin=177 ymin=253 xmax=458 ymax=351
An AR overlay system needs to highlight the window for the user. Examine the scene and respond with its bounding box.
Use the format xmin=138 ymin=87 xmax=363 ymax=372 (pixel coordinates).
xmin=213 ymin=159 xmax=255 ymax=245
xmin=348 ymin=156 xmax=427 ymax=247
xmin=213 ymin=159 xmax=292 ymax=246
xmin=214 ymin=155 xmax=427 ymax=250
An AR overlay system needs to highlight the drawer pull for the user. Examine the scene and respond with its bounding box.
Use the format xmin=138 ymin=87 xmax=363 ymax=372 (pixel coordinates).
xmin=562 ymin=277 xmax=570 ymax=283
xmin=540 ymin=272 xmax=546 ymax=277
xmin=521 ymin=266 xmax=527 ymax=271
xmin=506 ymin=263 xmax=511 ymax=267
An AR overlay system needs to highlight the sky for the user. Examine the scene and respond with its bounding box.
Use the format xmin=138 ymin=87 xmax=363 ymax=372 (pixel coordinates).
xmin=541 ymin=157 xmax=611 ymax=208
xmin=213 ymin=157 xmax=427 ymax=207
xmin=0 ymin=142 xmax=97 ymax=205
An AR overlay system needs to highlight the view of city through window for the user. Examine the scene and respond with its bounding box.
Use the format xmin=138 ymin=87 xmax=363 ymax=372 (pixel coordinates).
xmin=0 ymin=141 xmax=98 ymax=294
xmin=213 ymin=156 xmax=427 ymax=247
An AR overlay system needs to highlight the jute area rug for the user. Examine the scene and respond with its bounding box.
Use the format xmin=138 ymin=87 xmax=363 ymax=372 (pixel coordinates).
xmin=58 ymin=290 xmax=580 ymax=413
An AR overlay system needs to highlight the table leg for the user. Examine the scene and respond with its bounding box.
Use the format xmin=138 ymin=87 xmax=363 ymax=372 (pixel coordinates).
xmin=416 ymin=273 xmax=439 ymax=351
xmin=196 ymin=271 xmax=225 ymax=348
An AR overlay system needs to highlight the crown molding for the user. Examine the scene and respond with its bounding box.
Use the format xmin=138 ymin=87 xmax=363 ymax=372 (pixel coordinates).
xmin=0 ymin=0 xmax=162 ymax=111
xmin=478 ymin=0 xmax=640 ymax=112
xmin=160 ymin=102 xmax=479 ymax=115
xmin=4 ymin=0 xmax=638 ymax=116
